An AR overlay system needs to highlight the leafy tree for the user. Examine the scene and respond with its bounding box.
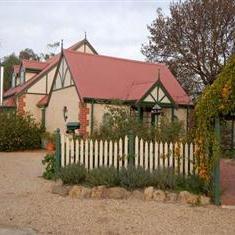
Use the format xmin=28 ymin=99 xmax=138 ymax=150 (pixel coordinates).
xmin=2 ymin=53 xmax=20 ymax=90
xmin=40 ymin=41 xmax=60 ymax=60
xmin=142 ymin=0 xmax=235 ymax=96
xmin=19 ymin=48 xmax=40 ymax=61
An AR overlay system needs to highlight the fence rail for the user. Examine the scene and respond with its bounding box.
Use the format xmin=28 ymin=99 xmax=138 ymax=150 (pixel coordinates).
xmin=58 ymin=133 xmax=197 ymax=176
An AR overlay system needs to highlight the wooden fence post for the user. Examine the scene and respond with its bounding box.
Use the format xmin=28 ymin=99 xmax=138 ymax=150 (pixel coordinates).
xmin=213 ymin=116 xmax=221 ymax=206
xmin=55 ymin=128 xmax=61 ymax=173
xmin=128 ymin=131 xmax=135 ymax=166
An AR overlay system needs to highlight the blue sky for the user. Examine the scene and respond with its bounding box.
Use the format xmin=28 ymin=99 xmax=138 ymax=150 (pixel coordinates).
xmin=0 ymin=0 xmax=171 ymax=61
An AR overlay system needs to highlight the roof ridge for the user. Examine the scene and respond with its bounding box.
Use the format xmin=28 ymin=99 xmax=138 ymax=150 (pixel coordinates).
xmin=22 ymin=59 xmax=49 ymax=65
xmin=64 ymin=49 xmax=165 ymax=67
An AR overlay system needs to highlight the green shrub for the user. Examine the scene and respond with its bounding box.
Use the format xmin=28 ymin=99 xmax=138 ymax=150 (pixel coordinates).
xmin=176 ymin=174 xmax=209 ymax=195
xmin=0 ymin=111 xmax=42 ymax=151
xmin=42 ymin=154 xmax=57 ymax=180
xmin=59 ymin=163 xmax=87 ymax=185
xmin=119 ymin=165 xmax=151 ymax=189
xmin=91 ymin=101 xmax=187 ymax=142
xmin=150 ymin=168 xmax=177 ymax=190
xmin=86 ymin=167 xmax=120 ymax=187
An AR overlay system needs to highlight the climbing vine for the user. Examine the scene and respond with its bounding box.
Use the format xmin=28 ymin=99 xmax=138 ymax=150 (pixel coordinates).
xmin=195 ymin=55 xmax=235 ymax=181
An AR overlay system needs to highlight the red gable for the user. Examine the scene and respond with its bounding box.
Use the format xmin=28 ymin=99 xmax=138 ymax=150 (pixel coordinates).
xmin=63 ymin=50 xmax=192 ymax=105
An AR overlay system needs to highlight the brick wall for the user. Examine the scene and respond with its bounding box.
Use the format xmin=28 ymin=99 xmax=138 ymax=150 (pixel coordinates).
xmin=79 ymin=102 xmax=89 ymax=137
xmin=18 ymin=95 xmax=26 ymax=115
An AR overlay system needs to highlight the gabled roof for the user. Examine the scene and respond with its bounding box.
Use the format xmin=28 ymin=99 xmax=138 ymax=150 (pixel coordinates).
xmin=68 ymin=38 xmax=98 ymax=55
xmin=4 ymin=56 xmax=58 ymax=98
xmin=63 ymin=49 xmax=192 ymax=105
xmin=4 ymin=38 xmax=95 ymax=99
xmin=22 ymin=59 xmax=49 ymax=71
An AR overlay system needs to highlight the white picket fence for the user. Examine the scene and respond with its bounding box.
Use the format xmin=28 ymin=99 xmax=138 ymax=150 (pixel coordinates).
xmin=60 ymin=134 xmax=196 ymax=175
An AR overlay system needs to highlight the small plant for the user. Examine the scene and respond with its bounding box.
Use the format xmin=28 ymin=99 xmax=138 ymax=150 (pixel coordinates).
xmin=176 ymin=174 xmax=209 ymax=195
xmin=42 ymin=154 xmax=57 ymax=180
xmin=119 ymin=165 xmax=151 ymax=189
xmin=86 ymin=167 xmax=120 ymax=187
xmin=41 ymin=131 xmax=56 ymax=151
xmin=59 ymin=163 xmax=87 ymax=185
xmin=150 ymin=168 xmax=177 ymax=190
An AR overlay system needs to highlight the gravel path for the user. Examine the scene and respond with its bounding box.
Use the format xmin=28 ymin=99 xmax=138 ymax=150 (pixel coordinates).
xmin=0 ymin=151 xmax=235 ymax=235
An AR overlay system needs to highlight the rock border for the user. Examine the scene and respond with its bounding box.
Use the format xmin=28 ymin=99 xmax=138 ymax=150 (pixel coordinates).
xmin=52 ymin=182 xmax=210 ymax=206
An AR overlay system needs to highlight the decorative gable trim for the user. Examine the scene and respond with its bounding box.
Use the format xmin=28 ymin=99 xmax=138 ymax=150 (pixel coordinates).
xmin=47 ymin=51 xmax=83 ymax=107
xmin=137 ymin=80 xmax=175 ymax=106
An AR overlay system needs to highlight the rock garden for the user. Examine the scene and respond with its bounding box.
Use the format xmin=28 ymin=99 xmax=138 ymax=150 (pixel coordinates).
xmin=49 ymin=161 xmax=211 ymax=206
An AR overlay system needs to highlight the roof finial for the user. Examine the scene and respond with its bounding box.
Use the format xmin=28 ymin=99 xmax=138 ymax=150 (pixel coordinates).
xmin=84 ymin=31 xmax=87 ymax=40
xmin=61 ymin=39 xmax=64 ymax=51
xmin=157 ymin=68 xmax=161 ymax=81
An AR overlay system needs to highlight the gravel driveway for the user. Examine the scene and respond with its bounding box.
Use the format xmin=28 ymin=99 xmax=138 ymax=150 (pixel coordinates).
xmin=0 ymin=151 xmax=235 ymax=235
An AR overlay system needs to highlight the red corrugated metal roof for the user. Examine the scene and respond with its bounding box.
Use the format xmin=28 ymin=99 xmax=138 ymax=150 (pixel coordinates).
xmin=4 ymin=57 xmax=58 ymax=98
xmin=22 ymin=59 xmax=49 ymax=71
xmin=64 ymin=50 xmax=192 ymax=105
xmin=3 ymin=39 xmax=94 ymax=101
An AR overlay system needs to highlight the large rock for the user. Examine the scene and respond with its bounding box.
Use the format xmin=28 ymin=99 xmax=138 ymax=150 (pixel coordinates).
xmin=91 ymin=185 xmax=106 ymax=199
xmin=152 ymin=190 xmax=166 ymax=202
xmin=52 ymin=184 xmax=70 ymax=197
xmin=200 ymin=195 xmax=211 ymax=205
xmin=129 ymin=190 xmax=144 ymax=200
xmin=178 ymin=191 xmax=199 ymax=204
xmin=104 ymin=187 xmax=129 ymax=199
xmin=166 ymin=192 xmax=178 ymax=203
xmin=144 ymin=187 xmax=154 ymax=201
xmin=69 ymin=186 xmax=91 ymax=199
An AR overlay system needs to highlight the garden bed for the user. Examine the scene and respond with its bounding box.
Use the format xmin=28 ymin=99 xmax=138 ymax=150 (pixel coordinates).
xmin=52 ymin=181 xmax=210 ymax=206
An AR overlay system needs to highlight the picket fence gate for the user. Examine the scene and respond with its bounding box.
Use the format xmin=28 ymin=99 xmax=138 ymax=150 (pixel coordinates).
xmin=57 ymin=132 xmax=197 ymax=176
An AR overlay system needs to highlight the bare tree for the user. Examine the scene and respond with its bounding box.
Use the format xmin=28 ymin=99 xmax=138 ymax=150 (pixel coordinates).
xmin=142 ymin=0 xmax=235 ymax=96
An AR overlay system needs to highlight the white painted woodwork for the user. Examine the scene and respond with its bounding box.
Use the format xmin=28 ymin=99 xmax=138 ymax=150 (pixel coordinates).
xmin=109 ymin=141 xmax=113 ymax=167
xmin=135 ymin=136 xmax=139 ymax=167
xmin=94 ymin=140 xmax=98 ymax=168
xmin=144 ymin=141 xmax=148 ymax=170
xmin=90 ymin=140 xmax=93 ymax=169
xmin=60 ymin=134 xmax=196 ymax=176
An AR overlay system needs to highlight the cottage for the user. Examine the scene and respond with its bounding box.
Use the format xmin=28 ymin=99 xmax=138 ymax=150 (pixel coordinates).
xmin=3 ymin=38 xmax=97 ymax=122
xmin=3 ymin=38 xmax=193 ymax=135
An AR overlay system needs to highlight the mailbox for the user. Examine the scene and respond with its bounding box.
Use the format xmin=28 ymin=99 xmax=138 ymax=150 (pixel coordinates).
xmin=66 ymin=122 xmax=80 ymax=133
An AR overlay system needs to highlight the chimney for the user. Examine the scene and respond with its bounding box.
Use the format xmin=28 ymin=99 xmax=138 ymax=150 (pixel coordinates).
xmin=0 ymin=62 xmax=4 ymax=106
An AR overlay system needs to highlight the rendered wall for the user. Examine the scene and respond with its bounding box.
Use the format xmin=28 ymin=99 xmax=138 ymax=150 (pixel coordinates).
xmin=24 ymin=94 xmax=44 ymax=123
xmin=25 ymin=72 xmax=37 ymax=81
xmin=27 ymin=66 xmax=57 ymax=94
xmin=91 ymin=103 xmax=130 ymax=131
xmin=46 ymin=86 xmax=79 ymax=133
